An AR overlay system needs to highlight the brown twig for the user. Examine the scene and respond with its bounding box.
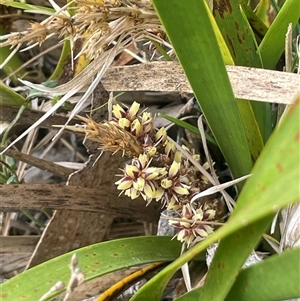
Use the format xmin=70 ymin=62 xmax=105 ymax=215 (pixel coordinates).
xmin=0 ymin=104 xmax=81 ymax=129
xmin=0 ymin=146 xmax=73 ymax=179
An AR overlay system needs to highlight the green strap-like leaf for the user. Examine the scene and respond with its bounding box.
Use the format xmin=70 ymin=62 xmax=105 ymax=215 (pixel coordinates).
xmin=159 ymin=113 xmax=217 ymax=145
xmin=213 ymin=0 xmax=261 ymax=67
xmin=0 ymin=236 xmax=205 ymax=301
xmin=259 ymin=0 xmax=300 ymax=69
xmin=0 ymin=1 xmax=55 ymax=14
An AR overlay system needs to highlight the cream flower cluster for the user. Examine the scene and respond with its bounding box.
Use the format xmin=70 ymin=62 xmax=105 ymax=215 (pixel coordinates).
xmin=111 ymin=101 xmax=218 ymax=246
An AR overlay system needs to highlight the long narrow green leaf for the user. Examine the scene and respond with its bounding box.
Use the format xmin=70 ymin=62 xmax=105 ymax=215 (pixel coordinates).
xmin=152 ymin=0 xmax=253 ymax=187
xmin=175 ymin=248 xmax=300 ymax=301
xmin=241 ymin=4 xmax=268 ymax=41
xmin=259 ymin=0 xmax=300 ymax=69
xmin=159 ymin=113 xmax=217 ymax=145
xmin=130 ymin=96 xmax=300 ymax=301
xmin=0 ymin=236 xmax=204 ymax=301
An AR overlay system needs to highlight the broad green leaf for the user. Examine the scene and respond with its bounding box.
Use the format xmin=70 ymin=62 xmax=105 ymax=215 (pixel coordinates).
xmin=159 ymin=113 xmax=217 ymax=145
xmin=130 ymin=96 xmax=300 ymax=301
xmin=0 ymin=236 xmax=205 ymax=301
xmin=259 ymin=0 xmax=300 ymax=69
xmin=196 ymin=217 xmax=272 ymax=301
xmin=225 ymin=247 xmax=300 ymax=301
xmin=0 ymin=82 xmax=26 ymax=106
xmin=152 ymin=0 xmax=253 ymax=187
xmin=175 ymin=247 xmax=300 ymax=301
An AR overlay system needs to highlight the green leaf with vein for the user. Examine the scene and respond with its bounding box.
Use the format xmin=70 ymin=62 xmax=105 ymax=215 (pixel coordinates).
xmin=0 ymin=236 xmax=205 ymax=301
xmin=159 ymin=113 xmax=217 ymax=145
xmin=259 ymin=0 xmax=300 ymax=69
xmin=175 ymin=247 xmax=300 ymax=301
xmin=152 ymin=0 xmax=253 ymax=188
xmin=130 ymin=96 xmax=300 ymax=301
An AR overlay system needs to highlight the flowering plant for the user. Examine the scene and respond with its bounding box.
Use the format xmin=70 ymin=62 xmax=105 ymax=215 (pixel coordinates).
xmin=70 ymin=101 xmax=225 ymax=247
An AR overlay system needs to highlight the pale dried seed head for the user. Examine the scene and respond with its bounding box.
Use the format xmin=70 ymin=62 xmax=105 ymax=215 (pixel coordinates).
xmin=74 ymin=116 xmax=144 ymax=156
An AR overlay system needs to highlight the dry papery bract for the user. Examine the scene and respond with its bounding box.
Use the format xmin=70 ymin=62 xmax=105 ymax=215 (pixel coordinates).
xmin=68 ymin=101 xmax=226 ymax=247
xmin=1 ymin=0 xmax=165 ymax=61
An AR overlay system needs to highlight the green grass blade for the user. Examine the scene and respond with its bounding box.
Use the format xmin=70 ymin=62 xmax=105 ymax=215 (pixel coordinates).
xmin=159 ymin=113 xmax=217 ymax=145
xmin=152 ymin=0 xmax=253 ymax=185
xmin=130 ymin=96 xmax=300 ymax=301
xmin=241 ymin=4 xmax=268 ymax=41
xmin=0 ymin=236 xmax=202 ymax=301
xmin=259 ymin=0 xmax=300 ymax=69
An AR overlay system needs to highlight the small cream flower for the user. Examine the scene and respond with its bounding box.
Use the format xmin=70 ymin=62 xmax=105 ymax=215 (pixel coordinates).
xmin=112 ymin=104 xmax=126 ymax=119
xmin=127 ymin=101 xmax=140 ymax=120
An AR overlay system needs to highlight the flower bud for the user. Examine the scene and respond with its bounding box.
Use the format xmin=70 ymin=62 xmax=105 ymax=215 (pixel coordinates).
xmin=169 ymin=161 xmax=180 ymax=178
xmin=128 ymin=101 xmax=140 ymax=120
xmin=112 ymin=104 xmax=126 ymax=119
xmin=131 ymin=119 xmax=143 ymax=137
xmin=133 ymin=177 xmax=145 ymax=191
xmin=155 ymin=127 xmax=167 ymax=143
xmin=115 ymin=177 xmax=132 ymax=190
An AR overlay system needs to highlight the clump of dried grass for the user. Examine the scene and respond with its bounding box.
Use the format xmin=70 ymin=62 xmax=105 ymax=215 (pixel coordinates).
xmin=1 ymin=0 xmax=166 ymax=67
